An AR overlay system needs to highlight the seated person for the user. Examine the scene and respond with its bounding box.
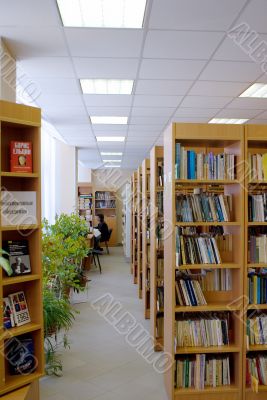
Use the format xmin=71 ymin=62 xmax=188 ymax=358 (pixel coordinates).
xmin=94 ymin=214 xmax=109 ymax=250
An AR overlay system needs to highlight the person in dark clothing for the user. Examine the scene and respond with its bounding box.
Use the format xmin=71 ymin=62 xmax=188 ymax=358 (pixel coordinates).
xmin=94 ymin=214 xmax=109 ymax=250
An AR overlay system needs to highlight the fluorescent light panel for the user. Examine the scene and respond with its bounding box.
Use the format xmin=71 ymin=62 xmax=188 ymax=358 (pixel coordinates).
xmin=96 ymin=136 xmax=125 ymax=142
xmin=81 ymin=79 xmax=133 ymax=95
xmin=103 ymin=160 xmax=121 ymax=162
xmin=239 ymin=83 xmax=267 ymax=98
xmin=101 ymin=152 xmax=123 ymax=156
xmin=57 ymin=0 xmax=147 ymax=28
xmin=91 ymin=116 xmax=128 ymax=125
xmin=209 ymin=118 xmax=248 ymax=124
xmin=105 ymin=165 xmax=121 ymax=168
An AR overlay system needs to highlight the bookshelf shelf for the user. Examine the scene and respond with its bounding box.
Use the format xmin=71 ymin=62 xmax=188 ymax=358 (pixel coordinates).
xmin=248 ymin=345 xmax=267 ymax=352
xmin=164 ymin=123 xmax=244 ymax=400
xmin=150 ymin=146 xmax=164 ymax=352
xmin=131 ymin=172 xmax=138 ymax=284
xmin=137 ymin=166 xmax=143 ymax=299
xmin=247 ymin=304 xmax=267 ymax=310
xmin=247 ymin=222 xmax=267 ymax=226
xmin=142 ymin=159 xmax=150 ymax=319
xmin=0 ymin=100 xmax=44 ymax=398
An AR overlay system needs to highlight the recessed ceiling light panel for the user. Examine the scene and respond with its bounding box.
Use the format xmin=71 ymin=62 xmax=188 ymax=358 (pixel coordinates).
xmin=96 ymin=136 xmax=125 ymax=142
xmin=209 ymin=118 xmax=248 ymax=124
xmin=57 ymin=0 xmax=147 ymax=28
xmin=91 ymin=116 xmax=128 ymax=125
xmin=101 ymin=152 xmax=123 ymax=156
xmin=103 ymin=160 xmax=121 ymax=162
xmin=81 ymin=79 xmax=133 ymax=95
xmin=239 ymin=83 xmax=267 ymax=98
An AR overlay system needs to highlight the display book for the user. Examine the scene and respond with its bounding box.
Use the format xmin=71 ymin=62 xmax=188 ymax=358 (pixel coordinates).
xmin=0 ymin=101 xmax=43 ymax=396
xmin=163 ymin=123 xmax=244 ymax=400
xmin=245 ymin=125 xmax=267 ymax=398
xmin=142 ymin=158 xmax=150 ymax=319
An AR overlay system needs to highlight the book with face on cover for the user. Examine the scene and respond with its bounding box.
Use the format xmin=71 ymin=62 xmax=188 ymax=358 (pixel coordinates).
xmin=10 ymin=141 xmax=32 ymax=173
xmin=3 ymin=240 xmax=31 ymax=276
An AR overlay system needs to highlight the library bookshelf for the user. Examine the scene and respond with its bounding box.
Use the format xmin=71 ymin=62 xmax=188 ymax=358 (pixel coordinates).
xmin=94 ymin=190 xmax=117 ymax=246
xmin=142 ymin=159 xmax=150 ymax=319
xmin=77 ymin=183 xmax=94 ymax=231
xmin=150 ymin=146 xmax=164 ymax=351
xmin=244 ymin=125 xmax=267 ymax=400
xmin=0 ymin=101 xmax=44 ymax=397
xmin=163 ymin=123 xmax=244 ymax=400
xmin=131 ymin=172 xmax=138 ymax=284
xmin=137 ymin=166 xmax=143 ymax=299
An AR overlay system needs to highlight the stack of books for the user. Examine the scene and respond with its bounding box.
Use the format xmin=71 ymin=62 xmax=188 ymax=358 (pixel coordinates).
xmin=249 ymin=233 xmax=267 ymax=263
xmin=176 ymin=313 xmax=230 ymax=347
xmin=200 ymin=269 xmax=232 ymax=291
xmin=246 ymin=354 xmax=267 ymax=386
xmin=176 ymin=227 xmax=222 ymax=266
xmin=247 ymin=269 xmax=267 ymax=304
xmin=175 ymin=143 xmax=236 ymax=180
xmin=175 ymin=355 xmax=231 ymax=389
xmin=247 ymin=315 xmax=267 ymax=345
xmin=248 ymin=153 xmax=267 ymax=181
xmin=175 ymin=278 xmax=207 ymax=306
xmin=78 ymin=194 xmax=92 ymax=210
xmin=248 ymin=194 xmax=267 ymax=222
xmin=176 ymin=193 xmax=232 ymax=222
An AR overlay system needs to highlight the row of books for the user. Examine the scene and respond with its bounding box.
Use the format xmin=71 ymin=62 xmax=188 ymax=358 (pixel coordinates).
xmin=95 ymin=200 xmax=116 ymax=209
xmin=157 ymin=286 xmax=164 ymax=311
xmin=248 ymin=194 xmax=267 ymax=222
xmin=78 ymin=195 xmax=93 ymax=210
xmin=247 ymin=270 xmax=267 ymax=304
xmin=176 ymin=228 xmax=222 ymax=266
xmin=157 ymin=258 xmax=164 ymax=279
xmin=4 ymin=291 xmax=30 ymax=328
xmin=157 ymin=191 xmax=163 ymax=217
xmin=157 ymin=160 xmax=164 ymax=187
xmin=176 ymin=192 xmax=232 ymax=222
xmin=175 ymin=278 xmax=207 ymax=306
xmin=95 ymin=192 xmax=115 ymax=200
xmin=176 ymin=313 xmax=230 ymax=347
xmin=199 ymin=269 xmax=232 ymax=292
xmin=247 ymin=315 xmax=267 ymax=345
xmin=175 ymin=355 xmax=231 ymax=389
xmin=175 ymin=144 xmax=236 ymax=180
xmin=248 ymin=153 xmax=267 ymax=182
xmin=249 ymin=234 xmax=267 ymax=263
xmin=246 ymin=354 xmax=267 ymax=386
xmin=156 ymin=315 xmax=164 ymax=339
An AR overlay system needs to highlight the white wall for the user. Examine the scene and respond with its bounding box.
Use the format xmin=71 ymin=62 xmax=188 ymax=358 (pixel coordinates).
xmin=78 ymin=162 xmax=92 ymax=183
xmin=54 ymin=139 xmax=77 ymax=215
xmin=0 ymin=38 xmax=16 ymax=101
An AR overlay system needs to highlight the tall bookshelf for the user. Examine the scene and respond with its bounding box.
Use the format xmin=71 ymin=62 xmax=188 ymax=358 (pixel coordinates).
xmin=142 ymin=159 xmax=150 ymax=319
xmin=137 ymin=166 xmax=143 ymax=299
xmin=0 ymin=101 xmax=44 ymax=396
xmin=77 ymin=183 xmax=94 ymax=231
xmin=131 ymin=172 xmax=138 ymax=283
xmin=244 ymin=125 xmax=267 ymax=400
xmin=164 ymin=123 xmax=244 ymax=400
xmin=94 ymin=190 xmax=117 ymax=246
xmin=150 ymin=146 xmax=164 ymax=351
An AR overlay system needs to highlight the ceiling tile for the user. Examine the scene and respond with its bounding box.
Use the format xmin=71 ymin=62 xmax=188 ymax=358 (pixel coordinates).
xmin=175 ymin=108 xmax=220 ymax=118
xmin=130 ymin=116 xmax=169 ymax=125
xmin=37 ymin=94 xmax=84 ymax=109
xmin=149 ymin=0 xmax=246 ymax=30
xmin=140 ymin=59 xmax=206 ymax=80
xmin=144 ymin=31 xmax=223 ymax=59
xmin=172 ymin=117 xmax=210 ymax=123
xmin=93 ymin=125 xmax=128 ymax=132
xmin=226 ymin=98 xmax=267 ymax=110
xmin=199 ymin=60 xmax=262 ymax=82
xmin=30 ymin=78 xmax=80 ymax=95
xmin=84 ymin=94 xmax=132 ymax=107
xmin=213 ymin=35 xmax=267 ymax=62
xmin=180 ymin=96 xmax=231 ymax=108
xmin=247 ymin=119 xmax=267 ymax=124
xmin=18 ymin=57 xmax=75 ymax=78
xmin=133 ymin=94 xmax=182 ymax=107
xmin=2 ymin=27 xmax=67 ymax=58
xmin=188 ymin=81 xmax=248 ymax=97
xmin=235 ymin=0 xmax=267 ymax=33
xmin=127 ymin=130 xmax=159 ymax=136
xmin=73 ymin=58 xmax=139 ymax=79
xmin=86 ymin=107 xmax=131 ymax=117
xmin=131 ymin=107 xmax=175 ymax=117
xmin=215 ymin=109 xmax=264 ymax=119
xmin=253 ymin=110 xmax=267 ymax=119
xmin=128 ymin=124 xmax=164 ymax=132
xmin=65 ymin=28 xmax=143 ymax=58
xmin=135 ymin=79 xmax=192 ymax=95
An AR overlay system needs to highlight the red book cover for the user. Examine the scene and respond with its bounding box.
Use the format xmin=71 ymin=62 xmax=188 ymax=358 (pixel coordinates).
xmin=10 ymin=141 xmax=32 ymax=173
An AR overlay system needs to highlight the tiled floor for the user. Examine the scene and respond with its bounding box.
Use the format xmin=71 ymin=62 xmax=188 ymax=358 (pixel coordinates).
xmin=40 ymin=247 xmax=168 ymax=400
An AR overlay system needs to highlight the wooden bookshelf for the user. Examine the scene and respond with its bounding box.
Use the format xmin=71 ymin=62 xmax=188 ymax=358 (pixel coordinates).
xmin=94 ymin=190 xmax=117 ymax=246
xmin=131 ymin=172 xmax=138 ymax=283
xmin=0 ymin=101 xmax=44 ymax=397
xmin=142 ymin=159 xmax=150 ymax=319
xmin=137 ymin=166 xmax=143 ymax=298
xmin=150 ymin=146 xmax=164 ymax=351
xmin=244 ymin=125 xmax=267 ymax=400
xmin=77 ymin=183 xmax=94 ymax=231
xmin=164 ymin=123 xmax=244 ymax=400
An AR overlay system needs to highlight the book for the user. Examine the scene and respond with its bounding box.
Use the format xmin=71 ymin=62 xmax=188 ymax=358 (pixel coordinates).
xmin=5 ymin=336 xmax=36 ymax=375
xmin=247 ymin=314 xmax=267 ymax=345
xmin=247 ymin=269 xmax=267 ymax=304
xmin=246 ymin=354 xmax=267 ymax=386
xmin=249 ymin=153 xmax=267 ymax=181
xmin=3 ymin=240 xmax=31 ymax=276
xmin=8 ymin=291 xmax=31 ymax=326
xmin=248 ymin=194 xmax=267 ymax=222
xmin=10 ymin=141 xmax=32 ymax=173
xmin=175 ymin=277 xmax=207 ymax=306
xmin=3 ymin=297 xmax=15 ymax=329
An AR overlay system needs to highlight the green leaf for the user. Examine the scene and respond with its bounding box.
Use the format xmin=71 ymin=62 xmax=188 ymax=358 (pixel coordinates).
xmin=0 ymin=256 xmax=12 ymax=276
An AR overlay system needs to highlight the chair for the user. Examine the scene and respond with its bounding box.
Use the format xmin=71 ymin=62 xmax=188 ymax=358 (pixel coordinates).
xmin=89 ymin=249 xmax=102 ymax=274
xmin=103 ymin=228 xmax=112 ymax=254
